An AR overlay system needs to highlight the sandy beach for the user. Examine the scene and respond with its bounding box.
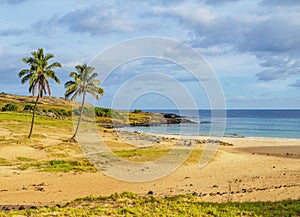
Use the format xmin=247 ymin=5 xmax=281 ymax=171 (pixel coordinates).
xmin=0 ymin=126 xmax=299 ymax=207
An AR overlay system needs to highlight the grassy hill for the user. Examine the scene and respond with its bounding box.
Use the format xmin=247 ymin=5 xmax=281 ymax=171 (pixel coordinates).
xmin=0 ymin=93 xmax=73 ymax=110
xmin=0 ymin=93 xmax=182 ymax=127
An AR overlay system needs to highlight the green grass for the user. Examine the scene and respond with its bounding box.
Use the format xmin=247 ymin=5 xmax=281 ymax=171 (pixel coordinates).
xmin=16 ymin=156 xmax=36 ymax=161
xmin=1 ymin=192 xmax=299 ymax=216
xmin=17 ymin=162 xmax=42 ymax=170
xmin=18 ymin=159 xmax=97 ymax=173
xmin=0 ymin=112 xmax=73 ymax=127
xmin=0 ymin=157 xmax=11 ymax=166
xmin=114 ymin=149 xmax=170 ymax=161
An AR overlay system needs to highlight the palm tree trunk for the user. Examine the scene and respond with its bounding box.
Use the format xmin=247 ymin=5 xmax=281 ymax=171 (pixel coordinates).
xmin=28 ymin=95 xmax=39 ymax=138
xmin=71 ymin=92 xmax=86 ymax=140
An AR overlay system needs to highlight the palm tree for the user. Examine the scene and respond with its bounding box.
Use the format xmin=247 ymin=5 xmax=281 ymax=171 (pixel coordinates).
xmin=64 ymin=63 xmax=104 ymax=142
xmin=19 ymin=48 xmax=61 ymax=138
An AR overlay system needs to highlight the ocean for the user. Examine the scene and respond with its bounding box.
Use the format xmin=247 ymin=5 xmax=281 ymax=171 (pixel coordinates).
xmin=123 ymin=110 xmax=300 ymax=139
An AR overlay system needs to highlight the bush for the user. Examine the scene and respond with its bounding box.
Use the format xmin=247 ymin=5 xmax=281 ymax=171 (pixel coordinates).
xmin=47 ymin=108 xmax=72 ymax=117
xmin=1 ymin=103 xmax=18 ymax=111
xmin=72 ymin=107 xmax=120 ymax=118
xmin=95 ymin=107 xmax=113 ymax=117
xmin=73 ymin=107 xmax=94 ymax=116
xmin=24 ymin=104 xmax=35 ymax=111
xmin=133 ymin=109 xmax=142 ymax=113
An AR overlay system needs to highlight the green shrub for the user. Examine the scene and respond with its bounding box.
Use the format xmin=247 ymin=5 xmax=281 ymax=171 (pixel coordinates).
xmin=47 ymin=108 xmax=72 ymax=117
xmin=95 ymin=107 xmax=113 ymax=117
xmin=73 ymin=107 xmax=97 ymax=116
xmin=24 ymin=104 xmax=35 ymax=111
xmin=133 ymin=109 xmax=142 ymax=113
xmin=71 ymin=106 xmax=121 ymax=118
xmin=1 ymin=103 xmax=18 ymax=111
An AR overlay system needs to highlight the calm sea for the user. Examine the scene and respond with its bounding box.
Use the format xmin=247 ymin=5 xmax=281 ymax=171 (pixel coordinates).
xmin=123 ymin=110 xmax=300 ymax=139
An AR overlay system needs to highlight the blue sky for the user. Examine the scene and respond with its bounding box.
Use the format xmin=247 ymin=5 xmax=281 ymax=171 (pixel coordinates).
xmin=0 ymin=0 xmax=300 ymax=109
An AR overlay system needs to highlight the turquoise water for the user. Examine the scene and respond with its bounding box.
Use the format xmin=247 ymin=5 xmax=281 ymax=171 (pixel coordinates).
xmin=123 ymin=110 xmax=300 ymax=139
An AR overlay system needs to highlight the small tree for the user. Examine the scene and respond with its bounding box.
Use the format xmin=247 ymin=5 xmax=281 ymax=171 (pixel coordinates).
xmin=19 ymin=48 xmax=61 ymax=138
xmin=64 ymin=63 xmax=104 ymax=142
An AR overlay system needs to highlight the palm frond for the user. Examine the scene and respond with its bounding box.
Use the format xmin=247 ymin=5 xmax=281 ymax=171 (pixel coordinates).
xmin=19 ymin=69 xmax=30 ymax=77
xmin=87 ymin=72 xmax=98 ymax=83
xmin=64 ymin=80 xmax=75 ymax=88
xmin=47 ymin=62 xmax=62 ymax=70
xmin=44 ymin=53 xmax=54 ymax=62
xmin=19 ymin=48 xmax=61 ymax=98
xmin=21 ymin=73 xmax=33 ymax=84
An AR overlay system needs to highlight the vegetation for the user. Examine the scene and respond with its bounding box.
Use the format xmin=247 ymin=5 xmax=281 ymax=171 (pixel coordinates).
xmin=1 ymin=193 xmax=299 ymax=216
xmin=0 ymin=94 xmax=165 ymax=128
xmin=46 ymin=108 xmax=72 ymax=117
xmin=18 ymin=48 xmax=61 ymax=138
xmin=23 ymin=104 xmax=34 ymax=111
xmin=18 ymin=159 xmax=96 ymax=172
xmin=64 ymin=63 xmax=104 ymax=142
xmin=114 ymin=149 xmax=170 ymax=162
xmin=1 ymin=103 xmax=18 ymax=111
xmin=94 ymin=107 xmax=113 ymax=117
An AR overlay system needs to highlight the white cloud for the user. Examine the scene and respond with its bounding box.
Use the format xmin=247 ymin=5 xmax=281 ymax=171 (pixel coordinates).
xmin=58 ymin=6 xmax=133 ymax=35
xmin=150 ymin=1 xmax=300 ymax=87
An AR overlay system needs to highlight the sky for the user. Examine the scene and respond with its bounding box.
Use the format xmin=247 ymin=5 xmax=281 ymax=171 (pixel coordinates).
xmin=0 ymin=0 xmax=300 ymax=109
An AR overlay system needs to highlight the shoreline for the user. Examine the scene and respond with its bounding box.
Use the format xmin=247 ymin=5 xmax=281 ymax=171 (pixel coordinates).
xmin=118 ymin=126 xmax=300 ymax=140
xmin=123 ymin=130 xmax=300 ymax=143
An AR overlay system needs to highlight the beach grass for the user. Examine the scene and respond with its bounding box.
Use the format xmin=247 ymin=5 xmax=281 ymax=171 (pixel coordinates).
xmin=1 ymin=192 xmax=299 ymax=216
xmin=17 ymin=159 xmax=97 ymax=172
xmin=114 ymin=148 xmax=171 ymax=162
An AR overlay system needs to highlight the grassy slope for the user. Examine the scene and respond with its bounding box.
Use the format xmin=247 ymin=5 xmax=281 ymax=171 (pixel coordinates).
xmin=0 ymin=93 xmax=163 ymax=127
xmin=0 ymin=93 xmax=73 ymax=111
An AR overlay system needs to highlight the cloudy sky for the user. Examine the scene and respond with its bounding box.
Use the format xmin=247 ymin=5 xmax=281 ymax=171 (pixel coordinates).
xmin=0 ymin=0 xmax=300 ymax=109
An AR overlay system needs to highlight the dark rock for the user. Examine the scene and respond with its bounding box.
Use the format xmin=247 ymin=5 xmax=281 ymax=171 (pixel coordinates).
xmin=19 ymin=205 xmax=25 ymax=210
xmin=36 ymin=182 xmax=45 ymax=186
xmin=35 ymin=187 xmax=44 ymax=191
xmin=213 ymin=185 xmax=219 ymax=188
xmin=147 ymin=190 xmax=154 ymax=195
xmin=192 ymin=192 xmax=198 ymax=196
xmin=2 ymin=206 xmax=9 ymax=211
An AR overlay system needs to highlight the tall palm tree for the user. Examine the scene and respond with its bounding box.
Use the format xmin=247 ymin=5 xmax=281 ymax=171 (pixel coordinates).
xmin=19 ymin=48 xmax=61 ymax=138
xmin=64 ymin=63 xmax=104 ymax=142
